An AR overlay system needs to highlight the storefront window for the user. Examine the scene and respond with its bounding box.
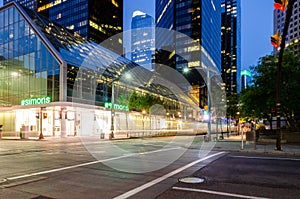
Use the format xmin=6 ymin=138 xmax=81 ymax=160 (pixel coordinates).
xmin=0 ymin=6 xmax=61 ymax=107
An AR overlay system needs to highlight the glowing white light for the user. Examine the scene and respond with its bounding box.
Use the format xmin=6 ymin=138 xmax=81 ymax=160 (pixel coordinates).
xmin=203 ymin=114 xmax=209 ymax=121
xmin=11 ymin=72 xmax=20 ymax=77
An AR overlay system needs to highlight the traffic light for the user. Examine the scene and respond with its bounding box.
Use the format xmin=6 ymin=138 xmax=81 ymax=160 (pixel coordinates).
xmin=43 ymin=113 xmax=47 ymax=119
xmin=274 ymin=0 xmax=288 ymax=12
xmin=111 ymin=109 xmax=115 ymax=117
xmin=271 ymin=32 xmax=281 ymax=47
xmin=202 ymin=109 xmax=209 ymax=121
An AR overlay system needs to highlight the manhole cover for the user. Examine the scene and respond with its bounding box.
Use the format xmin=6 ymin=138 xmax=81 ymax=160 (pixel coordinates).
xmin=178 ymin=177 xmax=205 ymax=184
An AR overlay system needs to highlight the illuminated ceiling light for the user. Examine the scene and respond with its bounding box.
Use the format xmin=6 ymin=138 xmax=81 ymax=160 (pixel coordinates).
xmin=183 ymin=68 xmax=190 ymax=73
xmin=11 ymin=72 xmax=20 ymax=77
xmin=125 ymin=73 xmax=132 ymax=79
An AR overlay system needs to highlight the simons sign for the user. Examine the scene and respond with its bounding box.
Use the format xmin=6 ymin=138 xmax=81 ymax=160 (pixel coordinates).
xmin=21 ymin=96 xmax=51 ymax=106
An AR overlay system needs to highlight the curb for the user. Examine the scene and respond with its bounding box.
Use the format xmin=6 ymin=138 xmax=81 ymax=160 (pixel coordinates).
xmin=213 ymin=147 xmax=300 ymax=157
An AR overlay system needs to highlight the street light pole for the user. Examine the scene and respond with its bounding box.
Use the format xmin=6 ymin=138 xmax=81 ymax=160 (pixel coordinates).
xmin=206 ymin=70 xmax=221 ymax=142
xmin=207 ymin=70 xmax=212 ymax=141
xmin=39 ymin=107 xmax=45 ymax=139
xmin=275 ymin=0 xmax=295 ymax=150
xmin=110 ymin=81 xmax=115 ymax=139
xmin=142 ymin=110 xmax=146 ymax=137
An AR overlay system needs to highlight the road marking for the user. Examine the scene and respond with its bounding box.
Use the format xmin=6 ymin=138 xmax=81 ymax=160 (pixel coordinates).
xmin=230 ymin=155 xmax=300 ymax=161
xmin=113 ymin=152 xmax=225 ymax=199
xmin=172 ymin=187 xmax=270 ymax=199
xmin=5 ymin=147 xmax=181 ymax=181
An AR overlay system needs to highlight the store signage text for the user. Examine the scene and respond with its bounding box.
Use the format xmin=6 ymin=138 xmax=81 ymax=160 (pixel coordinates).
xmin=104 ymin=102 xmax=129 ymax=111
xmin=21 ymin=97 xmax=51 ymax=106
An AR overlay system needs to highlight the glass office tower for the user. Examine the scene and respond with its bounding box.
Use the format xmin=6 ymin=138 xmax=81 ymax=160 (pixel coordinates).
xmin=4 ymin=0 xmax=37 ymax=10
xmin=155 ymin=0 xmax=221 ymax=108
xmin=4 ymin=0 xmax=123 ymax=54
xmin=131 ymin=10 xmax=155 ymax=71
xmin=221 ymin=0 xmax=241 ymax=94
xmin=241 ymin=70 xmax=252 ymax=90
xmin=156 ymin=0 xmax=221 ymax=71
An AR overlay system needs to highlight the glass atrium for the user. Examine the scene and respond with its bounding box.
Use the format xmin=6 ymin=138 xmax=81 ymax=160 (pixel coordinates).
xmin=0 ymin=2 xmax=200 ymax=139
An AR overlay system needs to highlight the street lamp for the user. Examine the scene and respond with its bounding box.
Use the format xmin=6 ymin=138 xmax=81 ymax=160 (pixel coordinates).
xmin=206 ymin=70 xmax=222 ymax=142
xmin=110 ymin=80 xmax=115 ymax=139
xmin=142 ymin=110 xmax=146 ymax=136
xmin=109 ymin=73 xmax=132 ymax=139
xmin=182 ymin=65 xmax=221 ymax=142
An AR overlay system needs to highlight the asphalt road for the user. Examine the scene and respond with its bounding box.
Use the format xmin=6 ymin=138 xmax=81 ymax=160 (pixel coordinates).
xmin=158 ymin=152 xmax=300 ymax=199
xmin=0 ymin=136 xmax=300 ymax=199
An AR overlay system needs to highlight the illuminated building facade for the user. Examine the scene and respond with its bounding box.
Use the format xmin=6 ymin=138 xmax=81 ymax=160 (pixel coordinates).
xmin=4 ymin=0 xmax=123 ymax=54
xmin=155 ymin=0 xmax=221 ymax=108
xmin=241 ymin=70 xmax=252 ymax=90
xmin=0 ymin=3 xmax=198 ymax=139
xmin=4 ymin=0 xmax=37 ymax=10
xmin=131 ymin=10 xmax=155 ymax=71
xmin=221 ymin=0 xmax=241 ymax=95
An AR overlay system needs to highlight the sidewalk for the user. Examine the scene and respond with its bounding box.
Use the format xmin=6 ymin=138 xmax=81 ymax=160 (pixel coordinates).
xmin=214 ymin=134 xmax=300 ymax=156
xmin=1 ymin=134 xmax=299 ymax=156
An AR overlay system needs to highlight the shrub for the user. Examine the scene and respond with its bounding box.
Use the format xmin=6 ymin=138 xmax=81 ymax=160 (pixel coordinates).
xmin=256 ymin=123 xmax=266 ymax=131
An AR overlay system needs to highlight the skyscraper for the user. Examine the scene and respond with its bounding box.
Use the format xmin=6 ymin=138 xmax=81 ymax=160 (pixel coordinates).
xmin=221 ymin=0 xmax=241 ymax=95
xmin=4 ymin=0 xmax=37 ymax=10
xmin=274 ymin=0 xmax=300 ymax=52
xmin=131 ymin=10 xmax=154 ymax=70
xmin=155 ymin=0 xmax=221 ymax=108
xmin=4 ymin=0 xmax=123 ymax=54
xmin=241 ymin=70 xmax=252 ymax=89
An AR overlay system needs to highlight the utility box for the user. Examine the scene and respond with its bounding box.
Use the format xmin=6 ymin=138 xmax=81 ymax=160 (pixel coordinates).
xmin=246 ymin=131 xmax=254 ymax=143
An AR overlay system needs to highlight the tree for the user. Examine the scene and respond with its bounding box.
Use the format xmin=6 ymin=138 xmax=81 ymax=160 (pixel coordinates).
xmin=128 ymin=92 xmax=165 ymax=112
xmin=115 ymin=93 xmax=130 ymax=106
xmin=226 ymin=94 xmax=239 ymax=132
xmin=240 ymin=50 xmax=300 ymax=130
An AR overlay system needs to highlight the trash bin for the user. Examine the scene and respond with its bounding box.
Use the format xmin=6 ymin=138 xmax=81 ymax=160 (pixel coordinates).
xmin=20 ymin=125 xmax=29 ymax=139
xmin=22 ymin=132 xmax=29 ymax=139
xmin=100 ymin=133 xmax=104 ymax=139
